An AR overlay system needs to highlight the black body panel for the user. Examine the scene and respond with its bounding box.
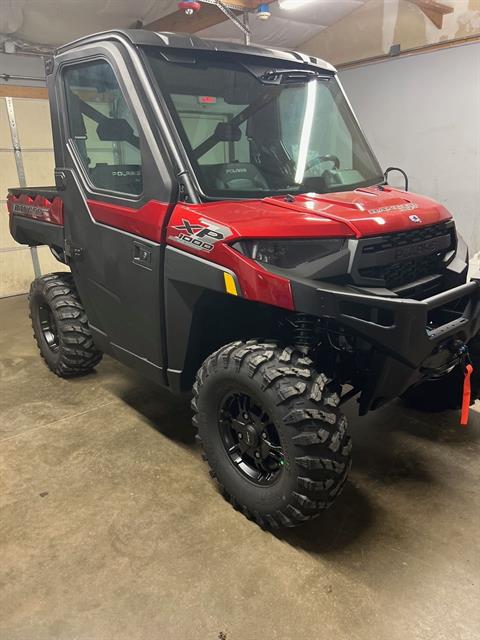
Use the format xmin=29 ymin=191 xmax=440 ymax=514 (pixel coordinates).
xmin=291 ymin=274 xmax=480 ymax=413
xmin=9 ymin=187 xmax=57 ymax=198
xmin=60 ymin=169 xmax=168 ymax=381
xmin=54 ymin=29 xmax=335 ymax=74
xmin=164 ymin=245 xmax=241 ymax=391
xmin=9 ymin=216 xmax=64 ymax=248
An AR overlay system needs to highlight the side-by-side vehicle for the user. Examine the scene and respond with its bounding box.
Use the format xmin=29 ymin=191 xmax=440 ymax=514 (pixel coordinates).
xmin=8 ymin=30 xmax=480 ymax=527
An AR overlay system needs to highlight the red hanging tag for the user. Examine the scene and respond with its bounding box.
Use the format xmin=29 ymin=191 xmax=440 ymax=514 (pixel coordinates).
xmin=460 ymin=363 xmax=474 ymax=426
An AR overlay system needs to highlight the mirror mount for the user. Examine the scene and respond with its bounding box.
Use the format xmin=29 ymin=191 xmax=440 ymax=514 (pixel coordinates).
xmin=384 ymin=166 xmax=409 ymax=191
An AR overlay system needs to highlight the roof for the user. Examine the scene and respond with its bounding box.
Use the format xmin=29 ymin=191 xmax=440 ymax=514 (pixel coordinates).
xmin=55 ymin=29 xmax=336 ymax=74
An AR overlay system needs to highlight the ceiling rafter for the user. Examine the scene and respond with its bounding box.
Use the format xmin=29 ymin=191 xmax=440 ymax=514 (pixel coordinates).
xmin=409 ymin=0 xmax=454 ymax=30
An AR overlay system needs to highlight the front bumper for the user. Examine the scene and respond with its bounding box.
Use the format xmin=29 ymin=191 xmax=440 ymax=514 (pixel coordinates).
xmin=291 ymin=274 xmax=480 ymax=413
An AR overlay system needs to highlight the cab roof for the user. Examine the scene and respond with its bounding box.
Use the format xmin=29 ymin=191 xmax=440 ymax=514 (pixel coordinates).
xmin=55 ymin=29 xmax=336 ymax=74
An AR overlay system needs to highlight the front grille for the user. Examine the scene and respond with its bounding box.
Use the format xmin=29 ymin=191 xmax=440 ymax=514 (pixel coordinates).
xmin=359 ymin=252 xmax=447 ymax=289
xmin=361 ymin=222 xmax=453 ymax=254
xmin=356 ymin=222 xmax=455 ymax=290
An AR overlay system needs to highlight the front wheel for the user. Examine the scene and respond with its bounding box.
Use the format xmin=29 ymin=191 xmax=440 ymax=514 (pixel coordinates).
xmin=192 ymin=341 xmax=352 ymax=528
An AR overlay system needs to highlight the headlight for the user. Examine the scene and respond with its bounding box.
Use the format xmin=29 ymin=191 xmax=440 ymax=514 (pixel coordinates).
xmin=231 ymin=238 xmax=345 ymax=269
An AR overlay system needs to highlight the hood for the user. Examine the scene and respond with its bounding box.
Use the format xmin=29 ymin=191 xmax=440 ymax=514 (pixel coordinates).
xmin=170 ymin=186 xmax=452 ymax=242
xmin=263 ymin=186 xmax=452 ymax=238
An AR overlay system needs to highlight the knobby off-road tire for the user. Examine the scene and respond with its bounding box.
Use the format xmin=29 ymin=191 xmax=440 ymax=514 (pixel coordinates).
xmin=192 ymin=340 xmax=352 ymax=528
xmin=402 ymin=336 xmax=480 ymax=412
xmin=29 ymin=272 xmax=102 ymax=377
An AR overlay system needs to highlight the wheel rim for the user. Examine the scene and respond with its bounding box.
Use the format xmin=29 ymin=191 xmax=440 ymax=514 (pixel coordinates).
xmin=38 ymin=302 xmax=59 ymax=352
xmin=219 ymin=391 xmax=285 ymax=486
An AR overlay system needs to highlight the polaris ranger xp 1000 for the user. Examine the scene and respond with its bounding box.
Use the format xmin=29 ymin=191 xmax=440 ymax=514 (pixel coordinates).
xmin=7 ymin=30 xmax=480 ymax=528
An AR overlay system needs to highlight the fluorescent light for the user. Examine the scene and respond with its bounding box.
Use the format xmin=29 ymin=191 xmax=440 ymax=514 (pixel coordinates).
xmin=294 ymin=80 xmax=317 ymax=184
xmin=279 ymin=0 xmax=318 ymax=10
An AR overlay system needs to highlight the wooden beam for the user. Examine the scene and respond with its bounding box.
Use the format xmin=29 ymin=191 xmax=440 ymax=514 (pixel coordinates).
xmin=410 ymin=0 xmax=454 ymax=30
xmin=145 ymin=0 xmax=275 ymax=34
xmin=0 ymin=85 xmax=48 ymax=99
xmin=337 ymin=33 xmax=480 ymax=70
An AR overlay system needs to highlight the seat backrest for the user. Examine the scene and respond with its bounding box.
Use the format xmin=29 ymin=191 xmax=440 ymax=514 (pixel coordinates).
xmin=209 ymin=163 xmax=268 ymax=191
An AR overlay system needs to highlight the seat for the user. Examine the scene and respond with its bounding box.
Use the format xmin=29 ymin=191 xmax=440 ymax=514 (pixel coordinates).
xmin=206 ymin=163 xmax=269 ymax=191
xmin=89 ymin=164 xmax=142 ymax=195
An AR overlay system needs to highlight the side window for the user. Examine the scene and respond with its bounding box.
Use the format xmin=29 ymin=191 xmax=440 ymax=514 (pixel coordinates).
xmin=64 ymin=60 xmax=143 ymax=196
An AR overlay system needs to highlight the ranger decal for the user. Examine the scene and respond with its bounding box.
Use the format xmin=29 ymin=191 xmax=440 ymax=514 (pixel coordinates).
xmin=368 ymin=203 xmax=418 ymax=215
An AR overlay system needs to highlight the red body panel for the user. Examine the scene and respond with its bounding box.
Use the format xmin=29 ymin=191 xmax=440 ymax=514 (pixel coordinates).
xmin=7 ymin=186 xmax=453 ymax=311
xmin=166 ymin=186 xmax=453 ymax=310
xmin=8 ymin=186 xmax=450 ymax=311
xmin=7 ymin=193 xmax=64 ymax=226
xmin=166 ymin=202 xmax=297 ymax=309
xmin=264 ymin=187 xmax=452 ymax=237
xmin=167 ymin=187 xmax=452 ymax=248
xmin=87 ymin=199 xmax=170 ymax=243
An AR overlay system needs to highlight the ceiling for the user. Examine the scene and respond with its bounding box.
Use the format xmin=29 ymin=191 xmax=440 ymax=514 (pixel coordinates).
xmin=0 ymin=0 xmax=366 ymax=51
xmin=199 ymin=1 xmax=366 ymax=49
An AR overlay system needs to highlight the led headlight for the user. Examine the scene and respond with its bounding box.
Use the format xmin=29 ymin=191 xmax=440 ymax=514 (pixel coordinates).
xmin=231 ymin=238 xmax=344 ymax=269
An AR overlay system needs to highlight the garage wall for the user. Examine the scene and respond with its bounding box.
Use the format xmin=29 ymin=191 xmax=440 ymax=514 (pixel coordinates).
xmin=301 ymin=0 xmax=480 ymax=67
xmin=0 ymin=94 xmax=68 ymax=297
xmin=339 ymin=42 xmax=480 ymax=255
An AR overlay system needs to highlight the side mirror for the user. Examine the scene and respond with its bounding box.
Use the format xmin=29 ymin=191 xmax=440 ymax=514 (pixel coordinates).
xmin=96 ymin=118 xmax=135 ymax=142
xmin=214 ymin=122 xmax=242 ymax=142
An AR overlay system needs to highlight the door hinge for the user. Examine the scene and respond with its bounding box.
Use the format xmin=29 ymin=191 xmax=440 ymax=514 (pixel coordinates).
xmin=64 ymin=239 xmax=84 ymax=260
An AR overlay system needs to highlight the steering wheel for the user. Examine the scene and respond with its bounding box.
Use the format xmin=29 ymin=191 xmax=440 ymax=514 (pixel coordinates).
xmin=305 ymin=154 xmax=340 ymax=172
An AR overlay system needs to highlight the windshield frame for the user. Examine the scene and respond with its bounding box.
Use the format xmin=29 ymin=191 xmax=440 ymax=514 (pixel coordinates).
xmin=141 ymin=47 xmax=385 ymax=202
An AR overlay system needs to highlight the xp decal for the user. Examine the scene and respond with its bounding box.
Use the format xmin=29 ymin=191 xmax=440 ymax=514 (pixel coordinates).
xmin=170 ymin=217 xmax=232 ymax=252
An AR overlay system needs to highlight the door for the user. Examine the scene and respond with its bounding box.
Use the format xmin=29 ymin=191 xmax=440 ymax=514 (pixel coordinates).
xmin=59 ymin=52 xmax=175 ymax=382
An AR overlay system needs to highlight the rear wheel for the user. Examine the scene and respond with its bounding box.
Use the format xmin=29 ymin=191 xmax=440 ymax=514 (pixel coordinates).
xmin=192 ymin=340 xmax=352 ymax=528
xmin=29 ymin=272 xmax=102 ymax=377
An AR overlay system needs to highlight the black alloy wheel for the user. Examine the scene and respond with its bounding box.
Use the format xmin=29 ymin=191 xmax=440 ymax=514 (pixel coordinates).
xmin=219 ymin=391 xmax=284 ymax=486
xmin=193 ymin=340 xmax=352 ymax=528
xmin=29 ymin=272 xmax=102 ymax=377
xmin=37 ymin=302 xmax=60 ymax=352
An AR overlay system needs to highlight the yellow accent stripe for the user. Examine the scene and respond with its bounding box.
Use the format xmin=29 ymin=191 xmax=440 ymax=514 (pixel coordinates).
xmin=224 ymin=272 xmax=238 ymax=296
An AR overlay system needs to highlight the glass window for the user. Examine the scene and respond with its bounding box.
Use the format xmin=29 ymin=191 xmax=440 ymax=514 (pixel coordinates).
xmin=64 ymin=60 xmax=143 ymax=195
xmin=144 ymin=50 xmax=383 ymax=199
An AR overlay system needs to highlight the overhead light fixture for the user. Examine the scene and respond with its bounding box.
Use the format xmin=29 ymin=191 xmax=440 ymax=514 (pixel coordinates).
xmin=256 ymin=3 xmax=271 ymax=19
xmin=278 ymin=0 xmax=318 ymax=10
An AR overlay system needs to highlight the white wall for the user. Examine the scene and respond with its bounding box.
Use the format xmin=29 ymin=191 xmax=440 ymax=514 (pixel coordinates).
xmin=340 ymin=43 xmax=480 ymax=255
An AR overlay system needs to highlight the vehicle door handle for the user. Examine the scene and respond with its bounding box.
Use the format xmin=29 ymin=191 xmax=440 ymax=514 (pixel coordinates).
xmin=132 ymin=241 xmax=152 ymax=269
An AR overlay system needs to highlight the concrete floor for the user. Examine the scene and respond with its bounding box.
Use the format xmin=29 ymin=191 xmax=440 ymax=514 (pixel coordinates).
xmin=1 ymin=295 xmax=480 ymax=640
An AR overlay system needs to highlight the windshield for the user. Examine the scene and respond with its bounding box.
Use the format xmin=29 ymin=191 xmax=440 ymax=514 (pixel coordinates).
xmin=144 ymin=50 xmax=383 ymax=199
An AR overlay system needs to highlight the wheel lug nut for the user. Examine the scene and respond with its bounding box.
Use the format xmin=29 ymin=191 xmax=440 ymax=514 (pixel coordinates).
xmin=243 ymin=413 xmax=249 ymax=420
xmin=238 ymin=433 xmax=243 ymax=439
xmin=262 ymin=432 xmax=267 ymax=439
xmin=254 ymin=451 xmax=260 ymax=458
